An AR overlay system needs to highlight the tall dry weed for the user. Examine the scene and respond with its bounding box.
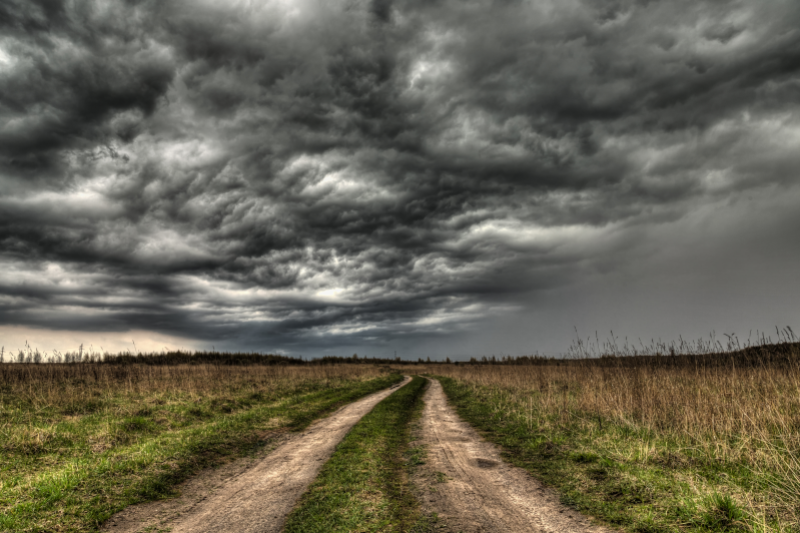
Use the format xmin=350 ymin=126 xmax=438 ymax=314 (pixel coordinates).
xmin=432 ymin=361 xmax=800 ymax=461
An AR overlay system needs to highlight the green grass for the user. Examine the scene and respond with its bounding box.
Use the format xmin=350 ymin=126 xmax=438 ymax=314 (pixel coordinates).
xmin=0 ymin=372 xmax=403 ymax=533
xmin=283 ymin=376 xmax=435 ymax=533
xmin=435 ymin=376 xmax=787 ymax=533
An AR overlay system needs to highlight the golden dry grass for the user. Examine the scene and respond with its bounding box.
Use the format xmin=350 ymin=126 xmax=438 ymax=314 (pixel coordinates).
xmin=433 ymin=362 xmax=800 ymax=458
xmin=0 ymin=363 xmax=386 ymax=410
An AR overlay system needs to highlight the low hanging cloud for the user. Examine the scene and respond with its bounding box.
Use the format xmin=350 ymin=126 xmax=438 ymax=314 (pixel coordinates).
xmin=1 ymin=0 xmax=799 ymax=355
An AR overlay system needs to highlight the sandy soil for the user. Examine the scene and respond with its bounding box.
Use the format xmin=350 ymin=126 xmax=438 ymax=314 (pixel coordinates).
xmin=102 ymin=377 xmax=410 ymax=533
xmin=412 ymin=379 xmax=614 ymax=533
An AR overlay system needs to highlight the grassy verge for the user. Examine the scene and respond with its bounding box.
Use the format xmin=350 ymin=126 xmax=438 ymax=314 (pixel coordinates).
xmin=436 ymin=375 xmax=791 ymax=533
xmin=0 ymin=367 xmax=401 ymax=533
xmin=283 ymin=376 xmax=434 ymax=533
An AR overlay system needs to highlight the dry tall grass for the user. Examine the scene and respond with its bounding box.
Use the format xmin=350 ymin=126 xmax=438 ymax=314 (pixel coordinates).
xmin=429 ymin=344 xmax=800 ymax=530
xmin=0 ymin=363 xmax=386 ymax=411
xmin=434 ymin=361 xmax=800 ymax=456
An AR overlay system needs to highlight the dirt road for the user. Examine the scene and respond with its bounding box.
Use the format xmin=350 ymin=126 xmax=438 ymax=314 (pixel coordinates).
xmin=414 ymin=378 xmax=612 ymax=533
xmin=103 ymin=377 xmax=410 ymax=533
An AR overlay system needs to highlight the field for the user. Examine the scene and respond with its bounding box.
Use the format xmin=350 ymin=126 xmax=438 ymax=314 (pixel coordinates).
xmin=430 ymin=341 xmax=800 ymax=532
xmin=2 ymin=340 xmax=800 ymax=533
xmin=0 ymin=362 xmax=400 ymax=532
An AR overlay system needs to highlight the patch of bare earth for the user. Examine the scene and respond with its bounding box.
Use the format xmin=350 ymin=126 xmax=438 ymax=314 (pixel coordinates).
xmin=102 ymin=377 xmax=410 ymax=533
xmin=411 ymin=378 xmax=616 ymax=533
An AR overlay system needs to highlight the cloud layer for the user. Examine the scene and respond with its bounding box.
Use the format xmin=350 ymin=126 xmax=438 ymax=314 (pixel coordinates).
xmin=1 ymin=0 xmax=799 ymax=356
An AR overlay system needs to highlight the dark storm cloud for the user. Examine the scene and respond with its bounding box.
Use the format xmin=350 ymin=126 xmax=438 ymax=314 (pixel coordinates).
xmin=1 ymin=0 xmax=800 ymax=354
xmin=0 ymin=0 xmax=174 ymax=182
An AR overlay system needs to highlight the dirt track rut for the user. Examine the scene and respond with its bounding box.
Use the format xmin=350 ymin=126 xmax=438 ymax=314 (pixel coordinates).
xmin=103 ymin=377 xmax=410 ymax=533
xmin=415 ymin=378 xmax=613 ymax=533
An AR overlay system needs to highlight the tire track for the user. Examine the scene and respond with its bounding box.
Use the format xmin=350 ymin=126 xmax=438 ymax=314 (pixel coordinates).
xmin=414 ymin=378 xmax=614 ymax=532
xmin=103 ymin=376 xmax=410 ymax=533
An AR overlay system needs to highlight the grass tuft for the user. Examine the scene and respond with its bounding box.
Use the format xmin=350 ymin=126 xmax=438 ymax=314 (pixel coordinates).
xmin=701 ymin=493 xmax=746 ymax=531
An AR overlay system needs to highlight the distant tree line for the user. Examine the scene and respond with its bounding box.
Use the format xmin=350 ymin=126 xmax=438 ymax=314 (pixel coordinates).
xmin=2 ymin=337 xmax=799 ymax=369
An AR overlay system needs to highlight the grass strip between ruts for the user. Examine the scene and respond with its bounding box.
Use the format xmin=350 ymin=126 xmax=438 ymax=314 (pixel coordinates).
xmin=0 ymin=374 xmax=403 ymax=533
xmin=283 ymin=376 xmax=434 ymax=533
xmin=435 ymin=375 xmax=783 ymax=533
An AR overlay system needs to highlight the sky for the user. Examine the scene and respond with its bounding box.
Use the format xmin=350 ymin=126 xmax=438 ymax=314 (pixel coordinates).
xmin=1 ymin=0 xmax=799 ymax=359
